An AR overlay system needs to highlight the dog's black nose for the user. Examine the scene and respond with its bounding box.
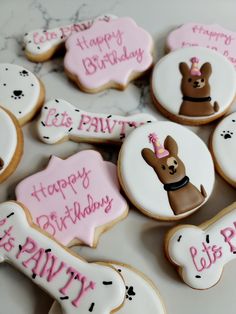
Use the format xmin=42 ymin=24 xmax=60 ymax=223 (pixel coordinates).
xmin=169 ymin=165 xmax=176 ymax=174
xmin=13 ymin=90 xmax=23 ymax=96
xmin=193 ymin=81 xmax=200 ymax=88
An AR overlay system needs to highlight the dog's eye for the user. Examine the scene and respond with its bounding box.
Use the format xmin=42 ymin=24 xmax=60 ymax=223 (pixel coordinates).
xmin=161 ymin=165 xmax=166 ymax=170
xmin=201 ymin=78 xmax=204 ymax=82
xmin=174 ymin=160 xmax=178 ymax=165
xmin=188 ymin=78 xmax=192 ymax=82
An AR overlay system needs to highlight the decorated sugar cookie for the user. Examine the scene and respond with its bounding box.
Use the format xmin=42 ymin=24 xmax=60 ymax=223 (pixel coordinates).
xmin=49 ymin=262 xmax=166 ymax=314
xmin=37 ymin=99 xmax=156 ymax=144
xmin=0 ymin=106 xmax=23 ymax=183
xmin=152 ymin=47 xmax=236 ymax=125
xmin=166 ymin=202 xmax=236 ymax=289
xmin=210 ymin=112 xmax=236 ymax=187
xmin=118 ymin=121 xmax=214 ymax=220
xmin=0 ymin=63 xmax=45 ymax=125
xmin=23 ymin=14 xmax=116 ymax=62
xmin=0 ymin=201 xmax=126 ymax=313
xmin=16 ymin=150 xmax=128 ymax=247
xmin=166 ymin=23 xmax=236 ymax=69
xmin=64 ymin=17 xmax=153 ymax=93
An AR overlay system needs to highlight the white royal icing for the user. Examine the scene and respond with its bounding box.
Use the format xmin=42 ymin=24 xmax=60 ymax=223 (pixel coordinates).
xmin=37 ymin=99 xmax=156 ymax=144
xmin=152 ymin=47 xmax=236 ymax=122
xmin=167 ymin=202 xmax=236 ymax=289
xmin=0 ymin=107 xmax=18 ymax=176
xmin=0 ymin=201 xmax=125 ymax=313
xmin=49 ymin=263 xmax=166 ymax=314
xmin=211 ymin=112 xmax=236 ymax=184
xmin=0 ymin=63 xmax=41 ymax=122
xmin=23 ymin=14 xmax=116 ymax=56
xmin=118 ymin=121 xmax=215 ymax=220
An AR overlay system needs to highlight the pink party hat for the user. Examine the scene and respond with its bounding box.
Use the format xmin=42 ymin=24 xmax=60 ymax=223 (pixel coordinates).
xmin=190 ymin=57 xmax=201 ymax=76
xmin=148 ymin=133 xmax=169 ymax=158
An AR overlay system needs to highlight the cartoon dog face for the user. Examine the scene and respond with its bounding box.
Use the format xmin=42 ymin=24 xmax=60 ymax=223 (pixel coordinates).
xmin=179 ymin=62 xmax=212 ymax=98
xmin=142 ymin=136 xmax=186 ymax=184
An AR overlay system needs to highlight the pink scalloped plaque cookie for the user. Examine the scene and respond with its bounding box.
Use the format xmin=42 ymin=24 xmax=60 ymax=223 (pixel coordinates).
xmin=167 ymin=23 xmax=236 ymax=69
xmin=64 ymin=17 xmax=153 ymax=93
xmin=15 ymin=150 xmax=128 ymax=247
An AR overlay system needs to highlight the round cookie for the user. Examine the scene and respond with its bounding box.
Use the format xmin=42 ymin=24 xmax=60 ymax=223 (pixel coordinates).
xmin=118 ymin=121 xmax=215 ymax=220
xmin=0 ymin=63 xmax=45 ymax=125
xmin=0 ymin=106 xmax=23 ymax=183
xmin=49 ymin=262 xmax=166 ymax=314
xmin=64 ymin=17 xmax=153 ymax=93
xmin=210 ymin=112 xmax=236 ymax=187
xmin=152 ymin=47 xmax=236 ymax=125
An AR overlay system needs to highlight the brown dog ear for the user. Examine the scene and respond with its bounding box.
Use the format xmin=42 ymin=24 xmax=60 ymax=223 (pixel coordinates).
xmin=164 ymin=136 xmax=178 ymax=156
xmin=179 ymin=62 xmax=190 ymax=77
xmin=200 ymin=62 xmax=212 ymax=78
xmin=141 ymin=148 xmax=157 ymax=168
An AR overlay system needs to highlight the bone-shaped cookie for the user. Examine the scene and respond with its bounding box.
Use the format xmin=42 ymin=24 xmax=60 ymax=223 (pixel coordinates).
xmin=166 ymin=202 xmax=236 ymax=289
xmin=23 ymin=14 xmax=116 ymax=62
xmin=0 ymin=201 xmax=125 ymax=313
xmin=37 ymin=99 xmax=156 ymax=144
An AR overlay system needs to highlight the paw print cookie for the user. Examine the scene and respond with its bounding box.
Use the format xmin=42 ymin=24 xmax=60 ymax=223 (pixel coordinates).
xmin=0 ymin=63 xmax=45 ymax=125
xmin=118 ymin=121 xmax=215 ymax=220
xmin=210 ymin=112 xmax=236 ymax=187
xmin=152 ymin=47 xmax=236 ymax=125
xmin=64 ymin=17 xmax=153 ymax=93
xmin=0 ymin=106 xmax=23 ymax=183
xmin=49 ymin=262 xmax=166 ymax=314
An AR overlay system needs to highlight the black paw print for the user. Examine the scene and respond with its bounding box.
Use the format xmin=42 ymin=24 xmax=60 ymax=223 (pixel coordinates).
xmin=19 ymin=70 xmax=29 ymax=77
xmin=221 ymin=130 xmax=233 ymax=139
xmin=126 ymin=286 xmax=136 ymax=301
xmin=11 ymin=90 xmax=24 ymax=100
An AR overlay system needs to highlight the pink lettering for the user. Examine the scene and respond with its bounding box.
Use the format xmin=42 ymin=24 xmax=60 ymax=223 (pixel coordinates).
xmin=221 ymin=226 xmax=236 ymax=252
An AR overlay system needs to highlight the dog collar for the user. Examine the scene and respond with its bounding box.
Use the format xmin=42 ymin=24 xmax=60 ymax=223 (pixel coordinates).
xmin=182 ymin=96 xmax=211 ymax=102
xmin=164 ymin=176 xmax=189 ymax=192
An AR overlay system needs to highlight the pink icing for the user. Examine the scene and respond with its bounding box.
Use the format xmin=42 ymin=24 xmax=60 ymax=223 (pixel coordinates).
xmin=15 ymin=150 xmax=128 ymax=247
xmin=167 ymin=23 xmax=236 ymax=68
xmin=64 ymin=17 xmax=153 ymax=89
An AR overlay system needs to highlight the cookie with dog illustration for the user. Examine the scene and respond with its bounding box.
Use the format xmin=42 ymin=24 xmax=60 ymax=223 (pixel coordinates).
xmin=49 ymin=262 xmax=166 ymax=314
xmin=0 ymin=106 xmax=23 ymax=183
xmin=152 ymin=47 xmax=236 ymax=125
xmin=118 ymin=121 xmax=215 ymax=220
xmin=64 ymin=17 xmax=153 ymax=93
xmin=0 ymin=63 xmax=45 ymax=125
xmin=210 ymin=112 xmax=236 ymax=187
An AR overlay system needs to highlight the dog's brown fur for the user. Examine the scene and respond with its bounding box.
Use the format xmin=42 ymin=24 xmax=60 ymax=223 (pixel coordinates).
xmin=179 ymin=62 xmax=219 ymax=117
xmin=0 ymin=158 xmax=4 ymax=170
xmin=142 ymin=136 xmax=206 ymax=215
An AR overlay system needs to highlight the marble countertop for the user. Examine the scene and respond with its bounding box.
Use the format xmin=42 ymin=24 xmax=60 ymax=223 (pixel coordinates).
xmin=1 ymin=0 xmax=236 ymax=313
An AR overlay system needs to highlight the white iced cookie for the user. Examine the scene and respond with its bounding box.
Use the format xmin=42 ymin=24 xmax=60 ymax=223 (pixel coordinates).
xmin=0 ymin=201 xmax=126 ymax=313
xmin=0 ymin=63 xmax=45 ymax=125
xmin=210 ymin=112 xmax=236 ymax=187
xmin=23 ymin=14 xmax=116 ymax=62
xmin=118 ymin=121 xmax=215 ymax=220
xmin=152 ymin=47 xmax=236 ymax=125
xmin=37 ymin=99 xmax=156 ymax=144
xmin=0 ymin=106 xmax=23 ymax=183
xmin=49 ymin=262 xmax=166 ymax=314
xmin=166 ymin=202 xmax=236 ymax=289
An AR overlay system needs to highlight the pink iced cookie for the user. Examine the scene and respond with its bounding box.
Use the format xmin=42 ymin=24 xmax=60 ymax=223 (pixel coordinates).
xmin=167 ymin=23 xmax=236 ymax=69
xmin=15 ymin=150 xmax=128 ymax=247
xmin=64 ymin=17 xmax=153 ymax=93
